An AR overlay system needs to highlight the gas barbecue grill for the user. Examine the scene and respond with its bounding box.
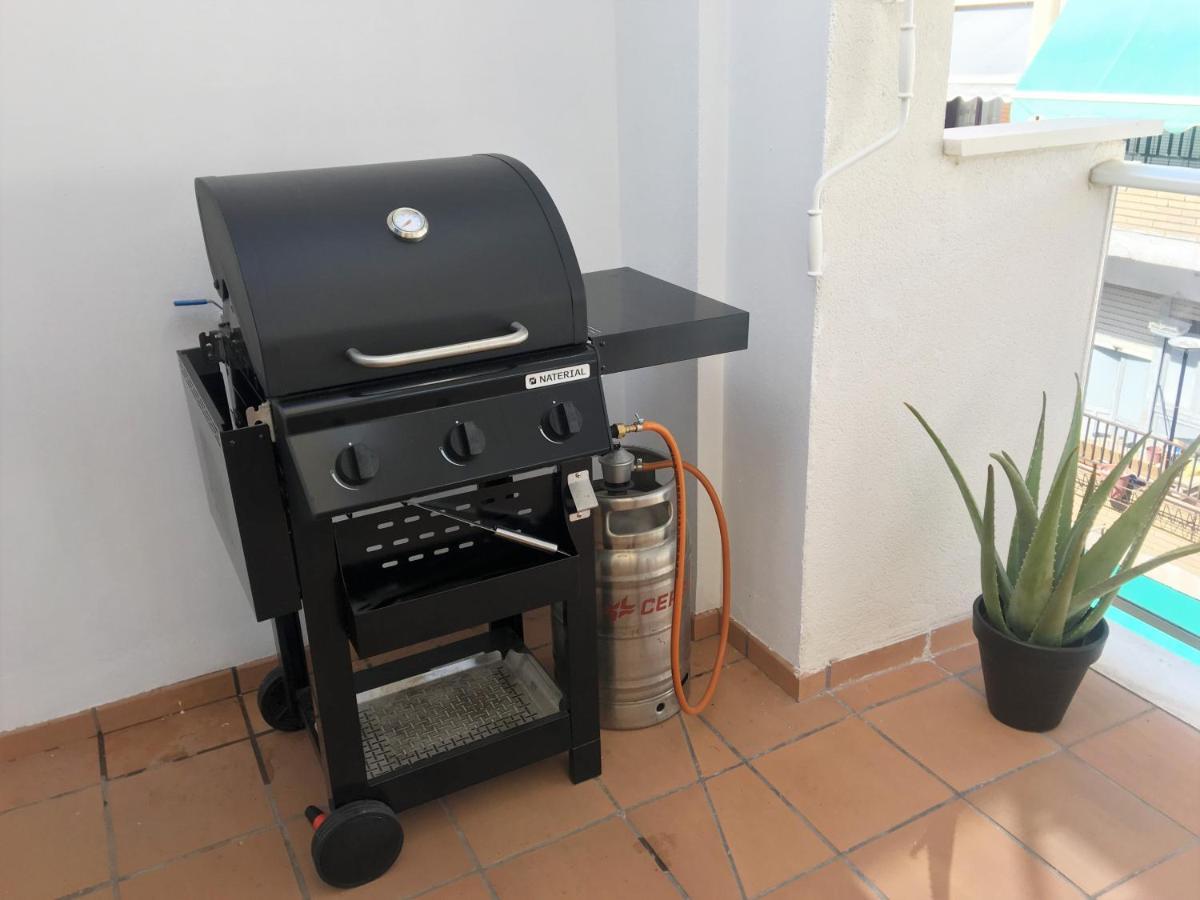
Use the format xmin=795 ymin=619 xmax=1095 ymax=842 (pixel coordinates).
xmin=178 ymin=154 xmax=747 ymax=887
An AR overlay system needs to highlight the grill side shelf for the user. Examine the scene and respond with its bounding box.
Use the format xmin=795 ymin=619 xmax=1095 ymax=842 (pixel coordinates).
xmin=179 ymin=348 xmax=301 ymax=621
xmin=584 ymin=267 xmax=749 ymax=374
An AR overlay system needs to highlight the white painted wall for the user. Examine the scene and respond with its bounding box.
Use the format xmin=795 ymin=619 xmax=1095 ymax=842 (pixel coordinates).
xmin=715 ymin=0 xmax=830 ymax=651
xmin=606 ymin=0 xmax=705 ymax=606
xmin=0 ymin=0 xmax=626 ymax=730
xmin=795 ymin=0 xmax=1124 ymax=671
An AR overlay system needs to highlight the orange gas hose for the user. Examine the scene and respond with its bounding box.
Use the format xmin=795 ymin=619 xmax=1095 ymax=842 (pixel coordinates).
xmin=638 ymin=421 xmax=731 ymax=715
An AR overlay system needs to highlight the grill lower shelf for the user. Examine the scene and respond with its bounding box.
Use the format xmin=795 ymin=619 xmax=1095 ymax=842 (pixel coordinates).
xmin=357 ymin=649 xmax=562 ymax=780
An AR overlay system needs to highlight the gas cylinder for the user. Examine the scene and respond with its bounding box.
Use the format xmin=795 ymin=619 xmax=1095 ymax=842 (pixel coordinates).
xmin=554 ymin=447 xmax=694 ymax=729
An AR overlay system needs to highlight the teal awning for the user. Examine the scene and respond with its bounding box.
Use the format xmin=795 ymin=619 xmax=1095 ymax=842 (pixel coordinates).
xmin=1013 ymin=0 xmax=1200 ymax=133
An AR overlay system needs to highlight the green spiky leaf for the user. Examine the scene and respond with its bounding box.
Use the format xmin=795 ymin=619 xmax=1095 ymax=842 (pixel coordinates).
xmin=1058 ymin=437 xmax=1151 ymax=582
xmin=981 ymin=467 xmax=1013 ymax=636
xmin=1055 ymin=378 xmax=1083 ymax=563
xmin=1071 ymin=541 xmax=1200 ymax=612
xmin=1007 ymin=449 xmax=1078 ymax=638
xmin=1025 ymin=393 xmax=1047 ymax=504
xmin=993 ymin=452 xmax=1039 ymax=582
xmin=1030 ymin=527 xmax=1084 ymax=646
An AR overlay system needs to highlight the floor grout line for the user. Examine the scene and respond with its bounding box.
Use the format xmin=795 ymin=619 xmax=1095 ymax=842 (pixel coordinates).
xmin=686 ymin=702 xmax=889 ymax=899
xmin=597 ymin=780 xmax=688 ymax=899
xmin=238 ymin=695 xmax=311 ymax=900
xmin=93 ymin=708 xmax=121 ymax=899
xmin=848 ymin=694 xmax=1091 ymax=895
xmin=438 ymin=796 xmax=500 ymax=900
xmin=104 ymin=733 xmax=254 ymax=783
xmin=1091 ymin=835 xmax=1200 ymax=898
xmin=835 ymin=693 xmax=1093 ymax=896
xmin=1062 ymin=742 xmax=1200 ymax=837
xmin=475 ymin=810 xmax=624 ymax=871
xmin=676 ymin=715 xmax=749 ymax=900
xmin=110 ymin=823 xmax=283 ymax=885
xmin=840 ymin=669 xmax=957 ymax=714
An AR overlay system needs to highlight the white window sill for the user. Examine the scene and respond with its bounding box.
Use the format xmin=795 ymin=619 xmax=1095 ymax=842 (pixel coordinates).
xmin=943 ymin=118 xmax=1163 ymax=158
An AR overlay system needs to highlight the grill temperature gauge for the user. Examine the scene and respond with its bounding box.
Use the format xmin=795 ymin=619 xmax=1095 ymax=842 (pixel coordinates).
xmin=387 ymin=207 xmax=428 ymax=242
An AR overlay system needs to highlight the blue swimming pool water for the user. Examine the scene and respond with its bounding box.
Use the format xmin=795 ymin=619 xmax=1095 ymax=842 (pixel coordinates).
xmin=1112 ymin=575 xmax=1200 ymax=666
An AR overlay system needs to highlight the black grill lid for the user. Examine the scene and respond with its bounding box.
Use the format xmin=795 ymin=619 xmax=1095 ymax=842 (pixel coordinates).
xmin=195 ymin=154 xmax=586 ymax=397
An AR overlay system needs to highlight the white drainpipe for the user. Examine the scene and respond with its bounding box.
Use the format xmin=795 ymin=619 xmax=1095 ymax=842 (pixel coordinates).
xmin=808 ymin=0 xmax=917 ymax=278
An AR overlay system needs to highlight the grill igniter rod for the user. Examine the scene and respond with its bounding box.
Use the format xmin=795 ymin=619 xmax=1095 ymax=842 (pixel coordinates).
xmin=405 ymin=500 xmax=565 ymax=556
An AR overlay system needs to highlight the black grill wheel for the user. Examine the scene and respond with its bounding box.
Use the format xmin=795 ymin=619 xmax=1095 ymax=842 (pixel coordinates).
xmin=255 ymin=666 xmax=308 ymax=732
xmin=311 ymin=800 xmax=404 ymax=889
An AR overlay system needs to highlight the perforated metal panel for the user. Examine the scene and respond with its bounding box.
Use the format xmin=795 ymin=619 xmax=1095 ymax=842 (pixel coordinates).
xmin=335 ymin=471 xmax=567 ymax=613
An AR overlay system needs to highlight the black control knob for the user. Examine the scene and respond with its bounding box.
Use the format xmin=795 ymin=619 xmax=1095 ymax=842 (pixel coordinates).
xmin=543 ymin=401 xmax=583 ymax=442
xmin=334 ymin=443 xmax=380 ymax=487
xmin=444 ymin=420 xmax=486 ymax=463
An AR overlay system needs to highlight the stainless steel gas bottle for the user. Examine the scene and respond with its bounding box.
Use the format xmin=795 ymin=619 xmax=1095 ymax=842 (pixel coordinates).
xmin=555 ymin=464 xmax=694 ymax=729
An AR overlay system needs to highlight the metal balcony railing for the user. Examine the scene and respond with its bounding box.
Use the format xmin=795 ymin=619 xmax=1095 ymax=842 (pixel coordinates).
xmin=1081 ymin=413 xmax=1200 ymax=497
xmin=1124 ymin=127 xmax=1200 ymax=169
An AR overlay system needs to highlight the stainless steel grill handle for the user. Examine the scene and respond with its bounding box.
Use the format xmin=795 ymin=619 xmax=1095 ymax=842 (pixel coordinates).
xmin=346 ymin=321 xmax=529 ymax=368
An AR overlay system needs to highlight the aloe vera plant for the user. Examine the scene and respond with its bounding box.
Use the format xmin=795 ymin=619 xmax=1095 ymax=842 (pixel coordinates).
xmin=908 ymin=383 xmax=1200 ymax=647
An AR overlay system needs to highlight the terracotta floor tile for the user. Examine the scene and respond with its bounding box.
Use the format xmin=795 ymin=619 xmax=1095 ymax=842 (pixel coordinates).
xmin=755 ymin=717 xmax=951 ymax=851
xmin=258 ymin=730 xmax=328 ymax=818
xmin=629 ymin=782 xmax=742 ymax=900
xmin=961 ymin=668 xmax=985 ymax=693
xmin=98 ymin=669 xmax=235 ymax=733
xmin=691 ymin=635 xmax=744 ymax=676
xmin=0 ymin=709 xmax=95 ymax=763
xmin=523 ymin=606 xmax=552 ymax=648
xmin=108 ymin=740 xmax=274 ymax=874
xmin=835 ymin=662 xmax=946 ymax=711
xmin=681 ymin=711 xmax=739 ymax=776
xmin=243 ymin=692 xmax=271 ymax=734
xmin=1047 ymin=671 xmax=1152 ymax=746
xmin=1073 ymin=710 xmax=1200 ymax=833
xmin=850 ymin=800 xmax=1080 ymax=900
xmin=600 ymin=717 xmax=696 ymax=807
xmin=764 ymin=861 xmax=877 ymax=898
xmin=706 ymin=764 xmax=831 ymax=894
xmin=289 ymin=800 xmax=473 ymax=898
xmin=933 ymin=641 xmax=981 ymax=673
xmin=829 ymin=635 xmax=926 ymax=686
xmin=1101 ymin=844 xmax=1200 ymax=900
xmin=487 ymin=818 xmax=676 ymax=899
xmin=444 ymin=755 xmax=614 ymax=864
xmin=969 ymin=753 xmax=1192 ymax=894
xmin=0 ymin=735 xmax=99 ymax=811
xmin=696 ymin=663 xmax=845 ymax=757
xmin=930 ymin=618 xmax=974 ymax=653
xmin=104 ymin=698 xmax=248 ymax=777
xmin=236 ymin=656 xmax=278 ymax=695
xmin=0 ymin=784 xmax=109 ymax=900
xmin=865 ymin=680 xmax=1056 ymax=790
xmin=121 ymin=828 xmax=299 ymax=899
xmin=422 ymin=874 xmax=493 ymax=900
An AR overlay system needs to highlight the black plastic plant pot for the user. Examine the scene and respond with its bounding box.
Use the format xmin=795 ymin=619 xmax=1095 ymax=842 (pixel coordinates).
xmin=972 ymin=596 xmax=1108 ymax=732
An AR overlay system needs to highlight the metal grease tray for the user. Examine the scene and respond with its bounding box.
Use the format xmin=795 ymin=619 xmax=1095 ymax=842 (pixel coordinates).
xmin=357 ymin=650 xmax=561 ymax=780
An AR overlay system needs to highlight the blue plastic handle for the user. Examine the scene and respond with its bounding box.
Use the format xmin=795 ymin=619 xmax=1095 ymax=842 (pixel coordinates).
xmin=173 ymin=299 xmax=210 ymax=307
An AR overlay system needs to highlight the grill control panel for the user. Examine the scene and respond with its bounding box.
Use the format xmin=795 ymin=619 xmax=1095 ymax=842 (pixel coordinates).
xmin=279 ymin=359 xmax=610 ymax=517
